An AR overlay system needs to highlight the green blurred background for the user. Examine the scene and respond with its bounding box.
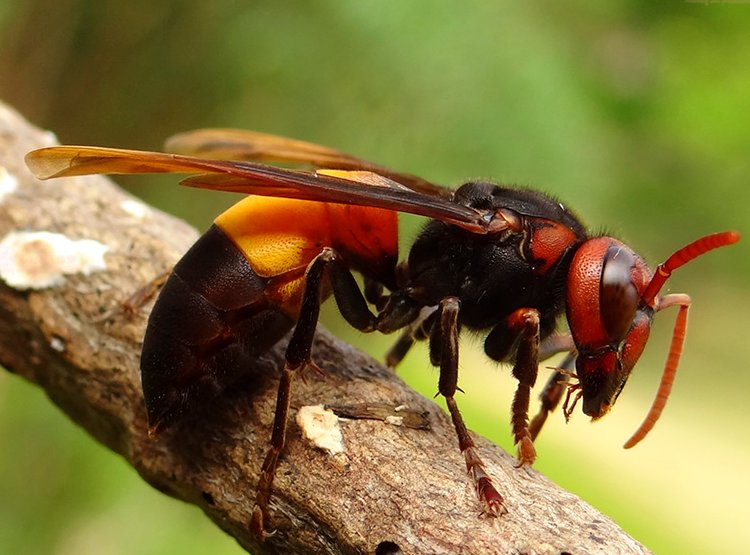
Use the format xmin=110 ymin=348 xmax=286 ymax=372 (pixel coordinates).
xmin=1 ymin=1 xmax=748 ymax=553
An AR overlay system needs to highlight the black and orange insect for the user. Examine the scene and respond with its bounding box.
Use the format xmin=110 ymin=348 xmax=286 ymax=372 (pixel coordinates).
xmin=25 ymin=129 xmax=740 ymax=536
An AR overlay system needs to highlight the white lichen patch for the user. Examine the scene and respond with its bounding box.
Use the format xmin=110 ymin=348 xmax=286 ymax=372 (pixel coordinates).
xmin=0 ymin=230 xmax=109 ymax=289
xmin=120 ymin=198 xmax=150 ymax=219
xmin=0 ymin=166 xmax=18 ymax=202
xmin=384 ymin=415 xmax=405 ymax=426
xmin=296 ymin=404 xmax=344 ymax=456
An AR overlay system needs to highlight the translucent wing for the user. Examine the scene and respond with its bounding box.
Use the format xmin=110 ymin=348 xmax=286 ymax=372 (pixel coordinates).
xmin=25 ymin=145 xmax=489 ymax=232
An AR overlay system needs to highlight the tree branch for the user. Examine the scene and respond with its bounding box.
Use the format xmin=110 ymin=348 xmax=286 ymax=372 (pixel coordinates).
xmin=0 ymin=100 xmax=650 ymax=555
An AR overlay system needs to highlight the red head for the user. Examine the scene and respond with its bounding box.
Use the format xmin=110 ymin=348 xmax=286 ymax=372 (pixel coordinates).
xmin=564 ymin=231 xmax=740 ymax=447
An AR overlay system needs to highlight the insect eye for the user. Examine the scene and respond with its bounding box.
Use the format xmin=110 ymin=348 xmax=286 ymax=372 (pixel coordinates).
xmin=600 ymin=246 xmax=638 ymax=343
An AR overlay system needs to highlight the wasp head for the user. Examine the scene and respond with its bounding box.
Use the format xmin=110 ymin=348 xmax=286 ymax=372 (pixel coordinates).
xmin=563 ymin=231 xmax=739 ymax=446
xmin=565 ymin=237 xmax=654 ymax=419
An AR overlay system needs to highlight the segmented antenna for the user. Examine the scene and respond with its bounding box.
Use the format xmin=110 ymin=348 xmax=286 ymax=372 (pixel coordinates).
xmin=625 ymin=230 xmax=740 ymax=448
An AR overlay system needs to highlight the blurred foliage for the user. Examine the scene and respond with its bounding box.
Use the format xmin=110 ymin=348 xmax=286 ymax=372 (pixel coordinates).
xmin=0 ymin=1 xmax=748 ymax=554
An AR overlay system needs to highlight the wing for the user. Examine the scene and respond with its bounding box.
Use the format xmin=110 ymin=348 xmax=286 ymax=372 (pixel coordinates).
xmin=25 ymin=145 xmax=489 ymax=232
xmin=165 ymin=128 xmax=451 ymax=199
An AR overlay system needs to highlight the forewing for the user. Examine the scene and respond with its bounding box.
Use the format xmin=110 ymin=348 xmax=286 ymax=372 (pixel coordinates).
xmin=25 ymin=145 xmax=487 ymax=231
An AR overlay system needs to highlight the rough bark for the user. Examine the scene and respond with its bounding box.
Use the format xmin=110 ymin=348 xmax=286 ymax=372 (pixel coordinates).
xmin=0 ymin=100 xmax=651 ymax=555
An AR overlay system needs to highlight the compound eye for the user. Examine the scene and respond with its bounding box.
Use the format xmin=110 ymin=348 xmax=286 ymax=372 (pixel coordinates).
xmin=600 ymin=246 xmax=638 ymax=343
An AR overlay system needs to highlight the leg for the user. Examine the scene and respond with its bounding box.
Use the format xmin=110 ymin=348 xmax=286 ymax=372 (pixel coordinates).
xmin=432 ymin=297 xmax=505 ymax=516
xmin=328 ymin=258 xmax=379 ymax=332
xmin=486 ymin=308 xmax=542 ymax=466
xmin=250 ymin=249 xmax=330 ymax=536
xmin=509 ymin=308 xmax=542 ymax=465
xmin=528 ymin=352 xmax=576 ymax=441
xmin=123 ymin=269 xmax=171 ymax=314
xmin=251 ymin=248 xmax=382 ymax=537
xmin=95 ymin=268 xmax=171 ymax=322
xmin=363 ymin=276 xmax=387 ymax=310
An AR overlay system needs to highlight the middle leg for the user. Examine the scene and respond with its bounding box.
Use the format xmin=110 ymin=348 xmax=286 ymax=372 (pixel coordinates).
xmin=431 ymin=297 xmax=506 ymax=516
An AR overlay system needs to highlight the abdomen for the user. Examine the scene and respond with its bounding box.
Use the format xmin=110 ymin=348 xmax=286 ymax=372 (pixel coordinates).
xmin=140 ymin=225 xmax=295 ymax=431
xmin=140 ymin=195 xmax=398 ymax=431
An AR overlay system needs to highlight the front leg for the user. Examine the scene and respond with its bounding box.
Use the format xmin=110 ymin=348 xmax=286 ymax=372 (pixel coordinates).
xmin=432 ymin=297 xmax=506 ymax=516
xmin=485 ymin=308 xmax=542 ymax=466
xmin=528 ymin=349 xmax=576 ymax=441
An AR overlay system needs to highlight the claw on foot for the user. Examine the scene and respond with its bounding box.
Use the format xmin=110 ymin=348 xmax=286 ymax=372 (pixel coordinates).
xmin=250 ymin=504 xmax=277 ymax=540
xmin=515 ymin=435 xmax=537 ymax=467
xmin=472 ymin=465 xmax=507 ymax=516
xmin=250 ymin=505 xmax=265 ymax=539
xmin=464 ymin=446 xmax=506 ymax=516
